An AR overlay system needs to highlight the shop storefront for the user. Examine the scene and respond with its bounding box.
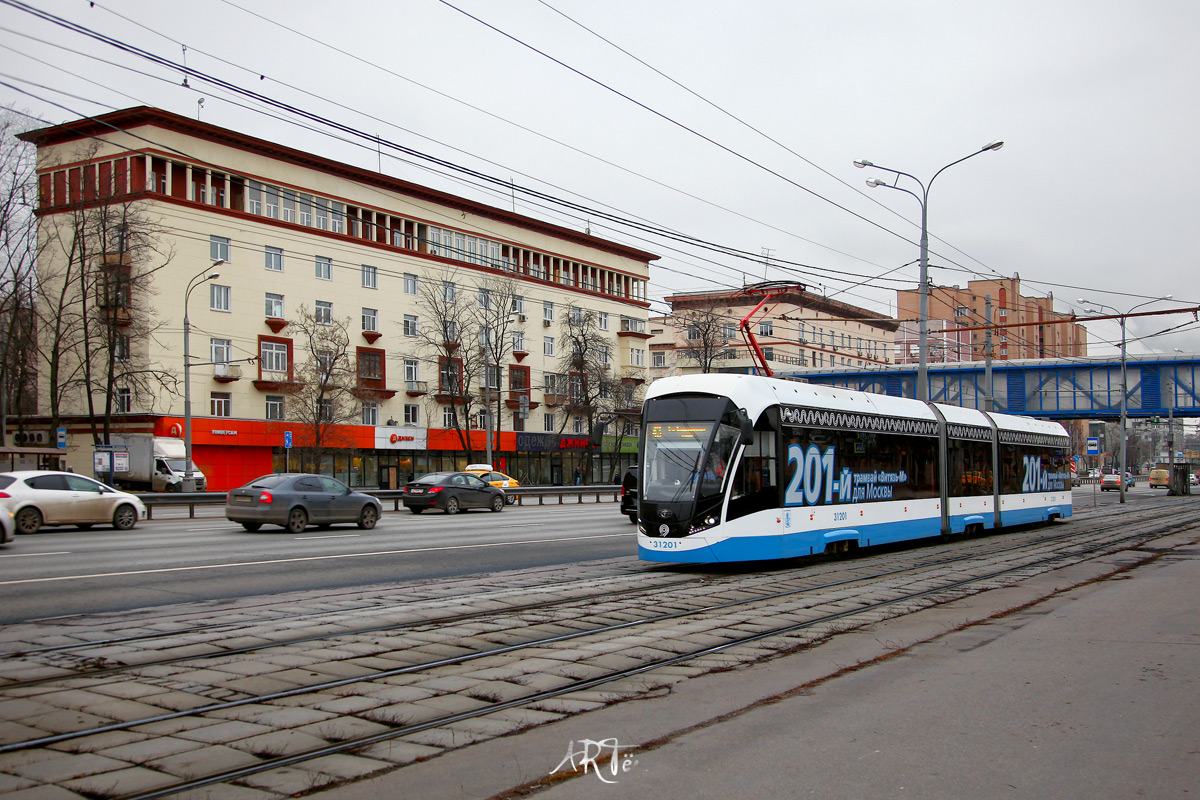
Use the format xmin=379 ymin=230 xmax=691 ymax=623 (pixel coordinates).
xmin=138 ymin=418 xmax=638 ymax=491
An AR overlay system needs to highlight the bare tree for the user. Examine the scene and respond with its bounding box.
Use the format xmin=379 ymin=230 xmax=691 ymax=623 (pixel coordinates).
xmin=285 ymin=304 xmax=360 ymax=470
xmin=415 ymin=271 xmax=485 ymax=459
xmin=673 ymin=298 xmax=734 ymax=374
xmin=0 ymin=107 xmax=40 ymax=444
xmin=473 ymin=275 xmax=521 ymax=459
xmin=31 ymin=140 xmax=176 ymax=445
xmin=557 ymin=305 xmax=630 ymax=481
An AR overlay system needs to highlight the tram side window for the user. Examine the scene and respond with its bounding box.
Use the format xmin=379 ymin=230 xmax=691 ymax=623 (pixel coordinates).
xmin=727 ymin=430 xmax=778 ymax=521
xmin=781 ymin=428 xmax=938 ymax=505
xmin=948 ymin=439 xmax=994 ymax=497
xmin=1000 ymin=444 xmax=1069 ymax=494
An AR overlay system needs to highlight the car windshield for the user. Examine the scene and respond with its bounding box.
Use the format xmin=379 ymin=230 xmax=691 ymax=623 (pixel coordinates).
xmin=643 ymin=421 xmax=738 ymax=504
xmin=246 ymin=475 xmax=291 ymax=488
xmin=164 ymin=459 xmax=200 ymax=473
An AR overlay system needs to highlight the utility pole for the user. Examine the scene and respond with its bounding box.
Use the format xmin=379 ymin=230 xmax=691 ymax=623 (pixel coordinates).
xmin=984 ymin=295 xmax=994 ymax=412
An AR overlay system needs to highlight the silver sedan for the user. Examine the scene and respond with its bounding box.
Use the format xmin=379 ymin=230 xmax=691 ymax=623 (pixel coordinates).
xmin=0 ymin=471 xmax=147 ymax=533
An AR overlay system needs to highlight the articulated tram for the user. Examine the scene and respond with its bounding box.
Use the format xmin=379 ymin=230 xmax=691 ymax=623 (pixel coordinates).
xmin=636 ymin=374 xmax=1072 ymax=564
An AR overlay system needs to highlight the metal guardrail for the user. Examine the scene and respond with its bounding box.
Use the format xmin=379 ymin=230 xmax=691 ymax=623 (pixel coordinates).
xmin=138 ymin=485 xmax=622 ymax=518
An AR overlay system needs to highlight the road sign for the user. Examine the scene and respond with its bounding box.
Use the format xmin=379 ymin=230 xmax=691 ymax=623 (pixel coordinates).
xmin=1086 ymin=437 xmax=1100 ymax=456
xmin=284 ymin=430 xmax=293 ymax=448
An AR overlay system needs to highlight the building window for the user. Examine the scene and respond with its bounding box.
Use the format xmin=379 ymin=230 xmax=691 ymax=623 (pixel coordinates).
xmin=315 ymin=301 xmax=333 ymax=324
xmin=443 ymin=320 xmax=459 ymax=342
xmin=570 ymin=306 xmax=583 ymax=324
xmin=210 ymin=391 xmax=232 ymax=417
xmin=439 ymin=358 xmax=462 ymax=394
xmin=210 ymin=338 xmax=231 ymax=364
xmin=442 ymin=281 xmax=456 ymax=303
xmin=114 ymin=334 xmax=131 ymax=362
xmin=544 ymin=336 xmax=555 ymax=357
xmin=358 ymin=350 xmax=382 ymax=380
xmin=318 ymin=398 xmax=334 ymax=422
xmin=210 ymin=284 xmax=231 ymax=312
xmin=512 ymin=295 xmax=524 ymax=314
xmin=513 ymin=331 xmax=525 ymax=352
xmin=210 ymin=235 xmax=230 ymax=263
xmin=265 ymin=395 xmax=285 ymax=420
xmin=759 ymin=321 xmax=773 ymax=337
xmin=114 ymin=387 xmax=132 ymax=413
xmin=630 ymin=348 xmax=645 ymax=367
xmin=598 ymin=312 xmax=609 ymax=331
xmin=362 ymin=307 xmax=378 ymax=332
xmin=362 ymin=402 xmax=379 ymax=426
xmin=265 ymin=293 xmax=284 ymax=318
xmin=544 ymin=412 xmax=556 ymax=432
xmin=404 ymin=404 xmax=419 ymax=425
xmin=478 ymin=287 xmax=491 ymax=309
xmin=653 ymin=351 xmax=666 ymax=367
xmin=955 ymin=306 xmax=969 ymax=317
xmin=403 ymin=314 xmax=418 ymax=337
xmin=574 ymin=415 xmax=585 ymax=434
xmin=315 ymin=255 xmax=332 ymax=280
xmin=265 ymin=246 xmax=283 ymax=272
xmin=404 ymin=359 xmax=419 ymax=382
xmin=362 ymin=264 xmax=377 ymax=289
xmin=512 ymin=411 xmax=525 ymax=432
xmin=543 ymin=301 xmax=554 ymax=322
xmin=763 ymin=347 xmax=774 ymax=361
xmin=443 ymin=407 xmax=456 ymax=428
xmin=260 ymin=340 xmax=289 ymax=373
xmin=404 ymin=273 xmax=418 ymax=295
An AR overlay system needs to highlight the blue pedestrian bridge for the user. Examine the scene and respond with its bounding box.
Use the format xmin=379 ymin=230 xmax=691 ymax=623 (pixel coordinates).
xmin=772 ymin=354 xmax=1200 ymax=420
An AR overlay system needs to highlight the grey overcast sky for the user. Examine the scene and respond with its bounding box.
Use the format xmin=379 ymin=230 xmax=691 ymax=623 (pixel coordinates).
xmin=3 ymin=0 xmax=1197 ymax=357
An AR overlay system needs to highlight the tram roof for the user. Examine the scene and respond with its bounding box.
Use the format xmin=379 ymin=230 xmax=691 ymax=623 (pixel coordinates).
xmin=645 ymin=374 xmax=1068 ymax=438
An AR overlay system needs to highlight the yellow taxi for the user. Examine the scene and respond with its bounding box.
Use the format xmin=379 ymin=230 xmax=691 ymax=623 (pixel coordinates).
xmin=464 ymin=464 xmax=521 ymax=504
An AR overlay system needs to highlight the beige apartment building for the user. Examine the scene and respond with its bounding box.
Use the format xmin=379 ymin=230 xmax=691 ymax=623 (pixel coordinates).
xmin=648 ymin=286 xmax=898 ymax=379
xmin=20 ymin=107 xmax=654 ymax=489
xmin=896 ymin=277 xmax=1087 ymax=363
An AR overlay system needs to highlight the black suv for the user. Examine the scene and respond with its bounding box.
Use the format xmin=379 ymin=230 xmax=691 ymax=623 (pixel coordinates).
xmin=620 ymin=466 xmax=638 ymax=524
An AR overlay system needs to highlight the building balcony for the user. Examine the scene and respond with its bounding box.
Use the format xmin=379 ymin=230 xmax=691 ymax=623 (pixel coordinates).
xmin=252 ymin=373 xmax=302 ymax=392
xmin=405 ymin=380 xmax=429 ymax=396
xmin=352 ymin=386 xmax=397 ymax=401
xmin=542 ymin=392 xmax=564 ymax=407
xmin=213 ymin=363 xmax=242 ymax=382
xmin=362 ymin=330 xmax=382 ymax=344
xmin=266 ymin=317 xmax=288 ymax=333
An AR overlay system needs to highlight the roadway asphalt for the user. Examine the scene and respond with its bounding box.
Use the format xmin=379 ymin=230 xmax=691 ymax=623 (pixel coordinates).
xmin=323 ymin=525 xmax=1200 ymax=799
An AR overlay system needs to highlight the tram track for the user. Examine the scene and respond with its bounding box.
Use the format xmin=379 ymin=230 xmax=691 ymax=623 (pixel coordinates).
xmin=0 ymin=503 xmax=1180 ymax=693
xmin=56 ymin=510 xmax=1200 ymax=798
xmin=0 ymin=504 xmax=1197 ymax=798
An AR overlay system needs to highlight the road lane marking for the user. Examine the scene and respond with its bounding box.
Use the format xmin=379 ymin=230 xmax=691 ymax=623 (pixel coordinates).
xmin=296 ymin=534 xmax=360 ymax=540
xmin=0 ymin=552 xmax=71 ymax=559
xmin=0 ymin=533 xmax=635 ymax=586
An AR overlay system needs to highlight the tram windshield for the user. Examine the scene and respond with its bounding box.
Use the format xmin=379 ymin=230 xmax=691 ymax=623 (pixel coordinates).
xmin=644 ymin=420 xmax=740 ymax=504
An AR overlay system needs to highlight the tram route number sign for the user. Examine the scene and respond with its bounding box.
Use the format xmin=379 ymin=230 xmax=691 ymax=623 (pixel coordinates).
xmin=1086 ymin=437 xmax=1099 ymax=456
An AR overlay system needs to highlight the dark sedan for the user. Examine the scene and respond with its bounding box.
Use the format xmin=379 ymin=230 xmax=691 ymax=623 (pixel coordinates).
xmin=403 ymin=472 xmax=506 ymax=514
xmin=225 ymin=474 xmax=382 ymax=532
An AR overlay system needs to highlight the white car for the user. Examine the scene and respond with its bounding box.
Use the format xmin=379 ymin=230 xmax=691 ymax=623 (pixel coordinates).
xmin=0 ymin=507 xmax=13 ymax=544
xmin=0 ymin=471 xmax=147 ymax=534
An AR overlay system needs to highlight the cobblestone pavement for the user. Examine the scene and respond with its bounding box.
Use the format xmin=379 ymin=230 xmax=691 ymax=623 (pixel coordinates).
xmin=1 ymin=503 xmax=1195 ymax=799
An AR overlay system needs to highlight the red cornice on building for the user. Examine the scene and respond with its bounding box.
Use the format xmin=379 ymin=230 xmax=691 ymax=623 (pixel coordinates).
xmin=19 ymin=106 xmax=660 ymax=264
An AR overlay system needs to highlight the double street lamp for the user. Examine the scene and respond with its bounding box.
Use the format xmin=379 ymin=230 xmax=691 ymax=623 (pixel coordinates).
xmin=183 ymin=261 xmax=224 ymax=492
xmin=855 ymin=141 xmax=1004 ymax=401
xmin=1078 ymin=295 xmax=1172 ymax=504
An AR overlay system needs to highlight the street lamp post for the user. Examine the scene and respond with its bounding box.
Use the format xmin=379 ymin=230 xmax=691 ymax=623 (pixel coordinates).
xmin=855 ymin=141 xmax=1004 ymax=401
xmin=183 ymin=261 xmax=224 ymax=492
xmin=1079 ymin=295 xmax=1172 ymax=503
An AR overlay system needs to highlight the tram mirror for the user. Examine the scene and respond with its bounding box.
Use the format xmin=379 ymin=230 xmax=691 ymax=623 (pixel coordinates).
xmin=737 ymin=409 xmax=755 ymax=445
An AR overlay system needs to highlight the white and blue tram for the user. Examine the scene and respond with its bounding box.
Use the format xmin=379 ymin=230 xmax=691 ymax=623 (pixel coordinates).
xmin=636 ymin=374 xmax=1072 ymax=564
